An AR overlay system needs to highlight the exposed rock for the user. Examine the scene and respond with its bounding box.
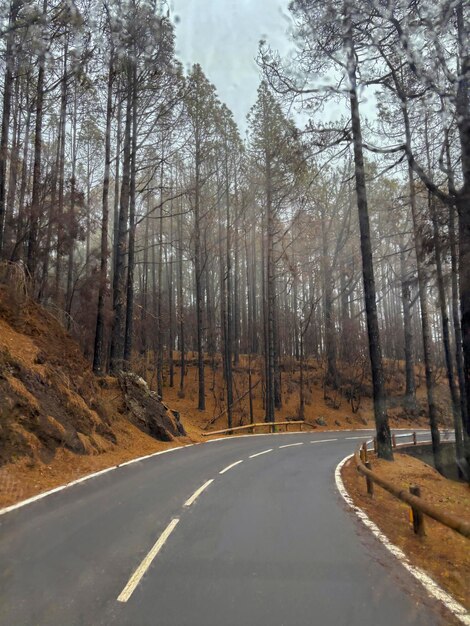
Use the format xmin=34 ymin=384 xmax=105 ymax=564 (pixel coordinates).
xmin=118 ymin=372 xmax=186 ymax=441
xmin=315 ymin=416 xmax=327 ymax=426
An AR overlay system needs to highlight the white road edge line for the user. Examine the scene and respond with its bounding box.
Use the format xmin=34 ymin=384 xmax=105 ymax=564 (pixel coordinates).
xmin=249 ymin=449 xmax=273 ymax=458
xmin=184 ymin=479 xmax=214 ymax=506
xmin=279 ymin=442 xmax=304 ymax=449
xmin=0 ymin=428 xmax=434 ymax=517
xmin=0 ymin=445 xmax=194 ymax=518
xmin=117 ymin=518 xmax=179 ymax=603
xmin=219 ymin=460 xmax=243 ymax=475
xmin=310 ymin=439 xmax=338 ymax=444
xmin=335 ymin=454 xmax=470 ymax=625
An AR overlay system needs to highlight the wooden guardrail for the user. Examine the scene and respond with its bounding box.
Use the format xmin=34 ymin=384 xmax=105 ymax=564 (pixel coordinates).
xmin=354 ymin=433 xmax=470 ymax=540
xmin=201 ymin=420 xmax=316 ymax=437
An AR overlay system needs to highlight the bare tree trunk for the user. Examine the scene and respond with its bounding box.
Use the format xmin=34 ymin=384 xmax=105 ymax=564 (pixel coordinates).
xmin=345 ymin=13 xmax=392 ymax=459
xmin=4 ymin=71 xmax=21 ymax=256
xmin=110 ymin=62 xmax=132 ymax=373
xmin=27 ymin=0 xmax=47 ymax=283
xmin=395 ymin=96 xmax=443 ymax=470
xmin=322 ymin=208 xmax=337 ymax=387
xmin=168 ymin=182 xmax=175 ymax=388
xmin=266 ymin=153 xmax=275 ymax=423
xmin=93 ymin=49 xmax=114 ymax=374
xmin=54 ymin=44 xmax=70 ymax=304
xmin=13 ymin=87 xmax=31 ymax=262
xmin=224 ymin=147 xmax=234 ymax=428
xmin=399 ymin=240 xmax=416 ymax=407
xmin=194 ymin=140 xmax=205 ymax=410
xmin=455 ymin=2 xmax=470 ymax=440
xmin=233 ymin=171 xmax=240 ymax=365
xmin=156 ymin=144 xmax=164 ymax=398
xmin=429 ymin=191 xmax=464 ymax=459
xmin=178 ymin=192 xmax=185 ymax=395
xmin=65 ymin=86 xmax=78 ymax=320
xmin=0 ymin=0 xmax=21 ymax=256
xmin=124 ymin=62 xmax=138 ymax=370
xmin=112 ymin=99 xmax=121 ymax=285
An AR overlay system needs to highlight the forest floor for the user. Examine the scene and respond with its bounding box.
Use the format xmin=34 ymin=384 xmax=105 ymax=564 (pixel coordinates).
xmin=341 ymin=452 xmax=470 ymax=611
xmin=156 ymin=354 xmax=438 ymax=437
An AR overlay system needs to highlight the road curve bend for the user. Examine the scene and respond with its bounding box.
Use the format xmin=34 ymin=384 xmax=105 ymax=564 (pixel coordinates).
xmin=0 ymin=430 xmax=453 ymax=625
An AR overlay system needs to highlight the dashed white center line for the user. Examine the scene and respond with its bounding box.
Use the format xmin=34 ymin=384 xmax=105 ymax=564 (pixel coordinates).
xmin=184 ymin=479 xmax=214 ymax=507
xmin=279 ymin=442 xmax=304 ymax=449
xmin=344 ymin=436 xmax=368 ymax=440
xmin=219 ymin=460 xmax=244 ymax=475
xmin=249 ymin=449 xmax=273 ymax=458
xmin=117 ymin=518 xmax=179 ymax=603
xmin=310 ymin=438 xmax=338 ymax=444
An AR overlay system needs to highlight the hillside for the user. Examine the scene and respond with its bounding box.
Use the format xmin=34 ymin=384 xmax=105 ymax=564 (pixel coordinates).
xmin=0 ymin=284 xmax=190 ymax=506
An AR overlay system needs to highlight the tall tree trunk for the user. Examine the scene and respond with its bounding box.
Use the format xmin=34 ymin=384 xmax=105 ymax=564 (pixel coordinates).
xmin=156 ymin=144 xmax=164 ymax=398
xmin=13 ymin=87 xmax=31 ymax=262
xmin=429 ymin=192 xmax=464 ymax=459
xmin=110 ymin=62 xmax=132 ymax=373
xmin=65 ymin=86 xmax=78 ymax=320
xmin=4 ymin=71 xmax=21 ymax=256
xmin=345 ymin=14 xmax=392 ymax=459
xmin=112 ymin=99 xmax=122 ymax=285
xmin=124 ymin=62 xmax=138 ymax=370
xmin=224 ymin=145 xmax=234 ymax=428
xmin=266 ymin=152 xmax=275 ymax=423
xmin=447 ymin=136 xmax=470 ymax=456
xmin=322 ymin=208 xmax=337 ymax=387
xmin=400 ymin=240 xmax=416 ymax=407
xmin=54 ymin=40 xmax=68 ymax=304
xmin=178 ymin=192 xmax=185 ymax=395
xmin=0 ymin=0 xmax=21 ymax=256
xmin=398 ymin=97 xmax=443 ymax=470
xmin=26 ymin=0 xmax=47 ymax=283
xmin=168 ymin=182 xmax=175 ymax=388
xmin=93 ymin=50 xmax=114 ymax=373
xmin=194 ymin=136 xmax=205 ymax=410
xmin=455 ymin=2 xmax=470 ymax=438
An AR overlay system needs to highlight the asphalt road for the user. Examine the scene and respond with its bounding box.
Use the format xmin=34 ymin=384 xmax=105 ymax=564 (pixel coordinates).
xmin=0 ymin=430 xmax=453 ymax=625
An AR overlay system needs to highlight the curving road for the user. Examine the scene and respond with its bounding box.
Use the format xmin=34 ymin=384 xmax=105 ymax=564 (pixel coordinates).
xmin=0 ymin=430 xmax=453 ymax=625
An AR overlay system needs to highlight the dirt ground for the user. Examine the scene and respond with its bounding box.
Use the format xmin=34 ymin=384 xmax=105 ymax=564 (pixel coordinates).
xmin=153 ymin=353 xmax=435 ymax=435
xmin=341 ymin=451 xmax=470 ymax=611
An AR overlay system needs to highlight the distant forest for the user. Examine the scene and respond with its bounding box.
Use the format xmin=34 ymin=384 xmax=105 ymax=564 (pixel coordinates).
xmin=0 ymin=0 xmax=469 ymax=464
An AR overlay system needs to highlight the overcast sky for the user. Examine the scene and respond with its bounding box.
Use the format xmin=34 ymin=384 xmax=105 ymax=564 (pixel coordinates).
xmin=170 ymin=1 xmax=293 ymax=130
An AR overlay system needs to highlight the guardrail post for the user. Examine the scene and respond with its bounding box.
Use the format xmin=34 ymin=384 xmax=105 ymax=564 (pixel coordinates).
xmin=373 ymin=437 xmax=377 ymax=453
xmin=300 ymin=422 xmax=303 ymax=431
xmin=365 ymin=461 xmax=374 ymax=497
xmin=409 ymin=485 xmax=425 ymax=536
xmin=362 ymin=441 xmax=368 ymax=463
xmin=392 ymin=434 xmax=397 ymax=449
xmin=412 ymin=431 xmax=417 ymax=446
